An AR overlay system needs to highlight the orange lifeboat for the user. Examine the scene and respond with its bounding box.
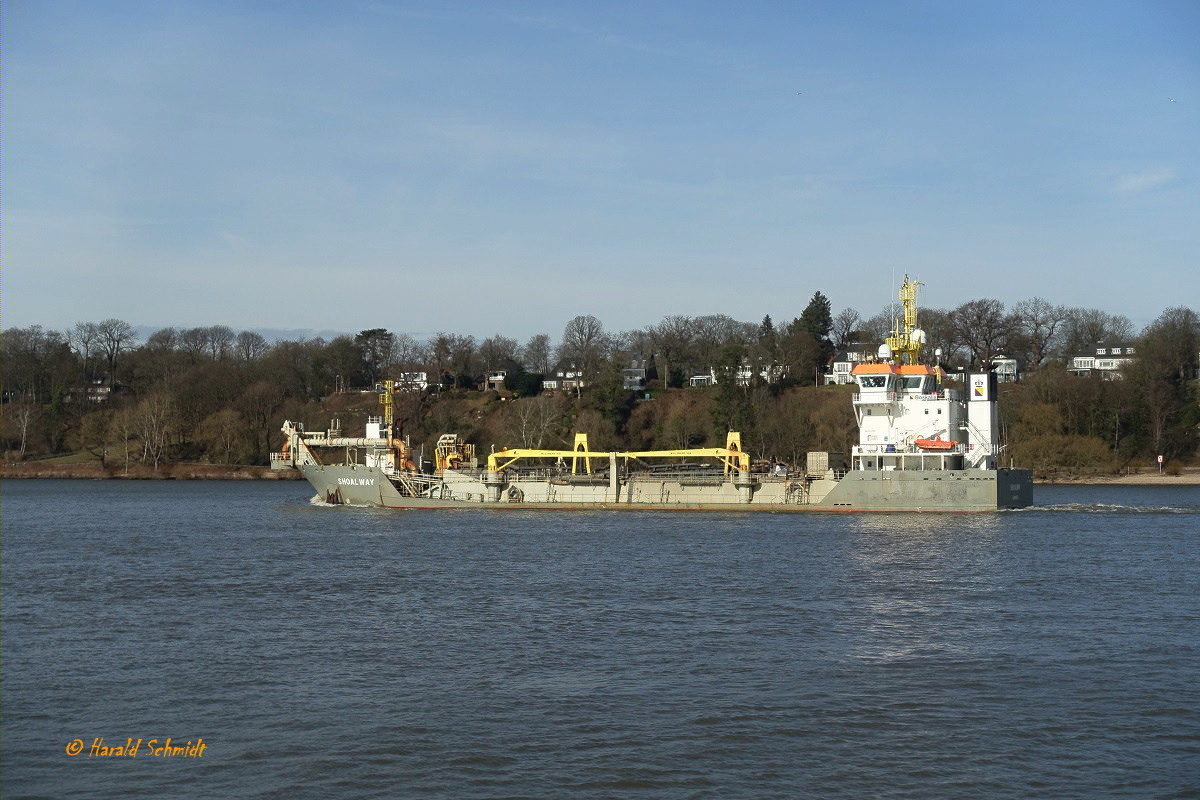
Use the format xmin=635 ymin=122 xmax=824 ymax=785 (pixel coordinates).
xmin=914 ymin=436 xmax=956 ymax=451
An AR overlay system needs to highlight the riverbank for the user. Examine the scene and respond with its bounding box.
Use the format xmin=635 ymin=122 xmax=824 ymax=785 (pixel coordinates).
xmin=1040 ymin=468 xmax=1200 ymax=485
xmin=0 ymin=462 xmax=303 ymax=480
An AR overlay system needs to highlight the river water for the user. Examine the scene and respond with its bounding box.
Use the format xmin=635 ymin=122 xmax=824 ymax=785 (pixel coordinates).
xmin=3 ymin=480 xmax=1199 ymax=799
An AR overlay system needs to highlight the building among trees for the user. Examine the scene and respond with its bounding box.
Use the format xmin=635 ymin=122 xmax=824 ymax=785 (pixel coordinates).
xmin=1068 ymin=341 xmax=1137 ymax=378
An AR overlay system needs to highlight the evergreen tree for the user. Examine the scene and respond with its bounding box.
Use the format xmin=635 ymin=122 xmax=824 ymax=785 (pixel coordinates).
xmin=757 ymin=314 xmax=778 ymax=361
xmin=797 ymin=292 xmax=832 ymax=342
xmin=788 ymin=292 xmax=835 ymax=380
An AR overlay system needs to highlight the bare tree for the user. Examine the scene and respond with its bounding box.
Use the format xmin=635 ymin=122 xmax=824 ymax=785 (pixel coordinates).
xmin=96 ymin=319 xmax=137 ymax=377
xmin=504 ymin=394 xmax=565 ymax=448
xmin=1139 ymin=306 xmax=1200 ymax=384
xmin=135 ymin=392 xmax=180 ymax=469
xmin=692 ymin=315 xmax=753 ymax=369
xmin=619 ymin=328 xmax=653 ymax=357
xmin=206 ymin=325 xmax=236 ymax=359
xmin=179 ymin=327 xmax=210 ymax=363
xmin=427 ymin=333 xmax=455 ymax=385
xmin=2 ymin=326 xmax=75 ymax=403
xmin=235 ymin=330 xmax=270 ymax=363
xmin=860 ymin=308 xmax=893 ymax=344
xmin=238 ymin=381 xmax=285 ymax=462
xmin=949 ymin=299 xmax=1011 ymax=368
xmin=146 ymin=328 xmax=179 ymax=350
xmin=196 ymin=409 xmax=250 ymax=464
xmin=920 ymin=308 xmax=966 ymax=367
xmin=75 ymin=409 xmax=115 ymax=466
xmin=1011 ymin=298 xmax=1069 ymax=369
xmin=479 ymin=335 xmax=519 ymax=373
xmin=109 ymin=407 xmax=136 ymax=475
xmin=650 ymin=316 xmax=695 ymax=388
xmin=323 ymin=336 xmax=364 ymax=392
xmin=447 ymin=334 xmax=478 ymax=386
xmin=67 ymin=322 xmax=101 ymax=379
xmin=9 ymin=401 xmax=41 ymax=460
xmin=1061 ymin=308 xmax=1134 ymax=358
xmin=391 ymin=333 xmax=428 ymax=375
xmin=560 ymin=315 xmax=610 ymax=398
xmin=662 ymin=394 xmax=708 ymax=449
xmin=830 ymin=308 xmax=861 ymax=349
xmin=1126 ymin=306 xmax=1200 ymax=458
xmin=421 ymin=334 xmax=476 ymax=385
xmin=777 ymin=329 xmax=822 ymax=385
xmin=520 ymin=334 xmax=553 ymax=374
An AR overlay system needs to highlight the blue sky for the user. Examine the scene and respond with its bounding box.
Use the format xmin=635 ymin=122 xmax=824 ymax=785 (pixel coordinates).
xmin=5 ymin=0 xmax=1198 ymax=342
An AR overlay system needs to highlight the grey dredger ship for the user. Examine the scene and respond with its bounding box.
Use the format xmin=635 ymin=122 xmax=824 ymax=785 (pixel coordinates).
xmin=272 ymin=278 xmax=1032 ymax=511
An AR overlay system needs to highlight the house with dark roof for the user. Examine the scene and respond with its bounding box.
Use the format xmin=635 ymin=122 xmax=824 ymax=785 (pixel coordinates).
xmin=66 ymin=376 xmax=126 ymax=404
xmin=622 ymin=354 xmax=657 ymax=390
xmin=542 ymin=360 xmax=585 ymax=392
xmin=482 ymin=359 xmax=524 ymax=392
xmin=824 ymin=345 xmax=875 ymax=385
xmin=1068 ymin=342 xmax=1136 ymax=379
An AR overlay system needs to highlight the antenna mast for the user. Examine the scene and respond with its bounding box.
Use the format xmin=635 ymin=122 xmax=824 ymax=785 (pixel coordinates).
xmin=885 ymin=275 xmax=924 ymax=364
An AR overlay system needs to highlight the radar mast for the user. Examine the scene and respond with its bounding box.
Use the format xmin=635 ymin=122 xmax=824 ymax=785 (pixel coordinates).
xmin=885 ymin=275 xmax=924 ymax=364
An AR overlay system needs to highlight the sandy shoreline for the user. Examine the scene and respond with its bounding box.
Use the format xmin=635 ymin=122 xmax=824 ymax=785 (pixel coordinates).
xmin=1040 ymin=471 xmax=1200 ymax=486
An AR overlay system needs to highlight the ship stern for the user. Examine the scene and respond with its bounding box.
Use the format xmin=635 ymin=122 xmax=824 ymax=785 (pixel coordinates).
xmin=997 ymin=468 xmax=1034 ymax=509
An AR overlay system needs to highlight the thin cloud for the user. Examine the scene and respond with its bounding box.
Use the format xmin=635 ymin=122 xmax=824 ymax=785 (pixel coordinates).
xmin=507 ymin=13 xmax=673 ymax=57
xmin=1113 ymin=167 xmax=1177 ymax=194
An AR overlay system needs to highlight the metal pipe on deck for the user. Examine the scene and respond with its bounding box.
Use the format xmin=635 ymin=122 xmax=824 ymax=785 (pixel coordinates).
xmin=307 ymin=437 xmax=392 ymax=447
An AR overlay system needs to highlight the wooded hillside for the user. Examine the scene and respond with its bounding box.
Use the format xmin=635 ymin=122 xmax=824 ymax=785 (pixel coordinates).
xmin=3 ymin=298 xmax=1197 ymax=479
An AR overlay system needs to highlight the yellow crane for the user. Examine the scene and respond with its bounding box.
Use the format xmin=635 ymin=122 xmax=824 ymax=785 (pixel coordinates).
xmin=486 ymin=432 xmax=750 ymax=475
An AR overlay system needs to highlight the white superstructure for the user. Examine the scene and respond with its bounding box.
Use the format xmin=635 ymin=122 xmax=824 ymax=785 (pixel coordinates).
xmin=849 ymin=274 xmax=1004 ymax=473
xmin=850 ymin=362 xmax=1001 ymax=472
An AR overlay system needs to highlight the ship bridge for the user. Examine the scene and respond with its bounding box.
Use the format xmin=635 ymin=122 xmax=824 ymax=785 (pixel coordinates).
xmin=849 ymin=361 xmax=1000 ymax=471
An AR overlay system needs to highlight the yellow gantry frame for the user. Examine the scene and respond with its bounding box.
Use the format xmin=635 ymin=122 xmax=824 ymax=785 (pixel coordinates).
xmin=487 ymin=432 xmax=750 ymax=475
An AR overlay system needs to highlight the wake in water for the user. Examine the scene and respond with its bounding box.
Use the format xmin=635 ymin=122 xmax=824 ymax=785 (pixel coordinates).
xmin=308 ymin=495 xmax=376 ymax=509
xmin=1023 ymin=502 xmax=1198 ymax=514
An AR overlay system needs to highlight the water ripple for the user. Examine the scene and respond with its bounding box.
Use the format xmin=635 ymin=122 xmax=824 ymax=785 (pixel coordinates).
xmin=3 ymin=480 xmax=1199 ymax=799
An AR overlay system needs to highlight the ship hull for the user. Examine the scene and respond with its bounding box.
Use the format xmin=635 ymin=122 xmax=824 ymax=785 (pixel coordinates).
xmin=298 ymin=464 xmax=1033 ymax=512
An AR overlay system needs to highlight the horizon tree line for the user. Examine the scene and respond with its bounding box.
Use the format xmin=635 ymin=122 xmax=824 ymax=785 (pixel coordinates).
xmin=2 ymin=294 xmax=1196 ymax=469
